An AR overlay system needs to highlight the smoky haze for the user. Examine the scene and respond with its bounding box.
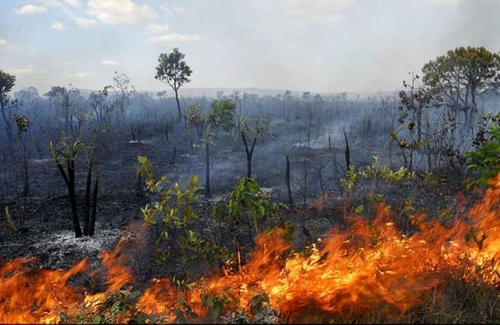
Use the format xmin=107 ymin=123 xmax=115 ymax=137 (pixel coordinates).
xmin=1 ymin=0 xmax=499 ymax=96
xmin=3 ymin=83 xmax=499 ymax=203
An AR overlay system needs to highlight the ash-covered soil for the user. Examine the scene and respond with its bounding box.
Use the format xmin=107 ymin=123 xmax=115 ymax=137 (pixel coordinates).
xmin=0 ymin=189 xmax=145 ymax=270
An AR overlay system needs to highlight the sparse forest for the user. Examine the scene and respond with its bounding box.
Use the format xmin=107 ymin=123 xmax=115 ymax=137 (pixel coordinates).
xmin=3 ymin=46 xmax=500 ymax=323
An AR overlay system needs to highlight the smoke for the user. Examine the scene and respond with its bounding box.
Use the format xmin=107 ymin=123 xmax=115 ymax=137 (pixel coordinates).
xmin=446 ymin=0 xmax=500 ymax=51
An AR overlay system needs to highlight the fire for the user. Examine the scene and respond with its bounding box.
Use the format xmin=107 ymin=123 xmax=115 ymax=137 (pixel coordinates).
xmin=0 ymin=257 xmax=87 ymax=323
xmin=3 ymin=174 xmax=500 ymax=323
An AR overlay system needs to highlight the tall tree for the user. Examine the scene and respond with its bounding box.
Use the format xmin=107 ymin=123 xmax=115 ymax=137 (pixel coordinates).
xmin=0 ymin=70 xmax=17 ymax=144
xmin=422 ymin=46 xmax=500 ymax=130
xmin=200 ymin=99 xmax=236 ymax=198
xmin=185 ymin=103 xmax=205 ymax=140
xmin=208 ymin=99 xmax=236 ymax=133
xmin=155 ymin=48 xmax=192 ymax=122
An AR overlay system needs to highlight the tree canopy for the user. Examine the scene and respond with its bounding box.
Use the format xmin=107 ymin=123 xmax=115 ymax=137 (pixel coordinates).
xmin=422 ymin=46 xmax=500 ymax=128
xmin=155 ymin=48 xmax=192 ymax=121
xmin=208 ymin=99 xmax=236 ymax=132
xmin=0 ymin=70 xmax=17 ymax=143
xmin=0 ymin=70 xmax=16 ymax=103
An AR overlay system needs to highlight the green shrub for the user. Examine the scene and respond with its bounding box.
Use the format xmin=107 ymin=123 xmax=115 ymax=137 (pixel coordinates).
xmin=466 ymin=124 xmax=500 ymax=188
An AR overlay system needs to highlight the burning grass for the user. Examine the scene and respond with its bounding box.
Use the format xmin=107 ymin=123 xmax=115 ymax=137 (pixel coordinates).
xmin=3 ymin=174 xmax=500 ymax=323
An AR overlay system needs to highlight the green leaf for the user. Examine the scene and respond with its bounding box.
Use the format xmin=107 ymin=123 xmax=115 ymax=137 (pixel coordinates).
xmin=110 ymin=300 xmax=121 ymax=312
xmin=191 ymin=174 xmax=198 ymax=186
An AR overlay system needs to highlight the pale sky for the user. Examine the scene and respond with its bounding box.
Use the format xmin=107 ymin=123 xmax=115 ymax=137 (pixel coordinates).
xmin=2 ymin=0 xmax=500 ymax=96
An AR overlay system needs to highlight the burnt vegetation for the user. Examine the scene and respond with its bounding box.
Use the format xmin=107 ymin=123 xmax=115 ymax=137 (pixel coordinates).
xmin=2 ymin=46 xmax=500 ymax=323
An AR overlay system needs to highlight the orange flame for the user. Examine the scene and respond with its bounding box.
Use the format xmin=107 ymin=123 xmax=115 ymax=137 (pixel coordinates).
xmin=3 ymin=173 xmax=500 ymax=323
xmin=0 ymin=257 xmax=87 ymax=323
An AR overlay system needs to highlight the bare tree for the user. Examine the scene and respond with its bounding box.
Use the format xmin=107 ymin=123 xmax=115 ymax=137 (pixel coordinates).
xmin=89 ymin=86 xmax=111 ymax=131
xmin=235 ymin=107 xmax=274 ymax=179
xmin=109 ymin=72 xmax=136 ymax=130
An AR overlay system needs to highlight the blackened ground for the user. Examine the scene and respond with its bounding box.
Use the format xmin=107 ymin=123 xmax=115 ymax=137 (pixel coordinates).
xmin=0 ymin=133 xmax=477 ymax=293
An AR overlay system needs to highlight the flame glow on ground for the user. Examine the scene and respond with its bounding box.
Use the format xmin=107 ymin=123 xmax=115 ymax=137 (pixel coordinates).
xmin=3 ymin=174 xmax=500 ymax=323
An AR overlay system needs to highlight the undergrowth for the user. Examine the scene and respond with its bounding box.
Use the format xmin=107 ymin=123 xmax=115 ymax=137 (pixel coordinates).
xmin=52 ymin=155 xmax=500 ymax=324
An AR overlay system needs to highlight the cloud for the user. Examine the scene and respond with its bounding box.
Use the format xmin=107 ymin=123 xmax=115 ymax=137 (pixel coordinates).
xmin=147 ymin=33 xmax=201 ymax=43
xmin=254 ymin=17 xmax=289 ymax=34
xmin=11 ymin=67 xmax=46 ymax=75
xmin=0 ymin=39 xmax=18 ymax=51
xmin=86 ymin=0 xmax=158 ymax=25
xmin=101 ymin=60 xmax=120 ymax=66
xmin=172 ymin=6 xmax=186 ymax=13
xmin=74 ymin=72 xmax=95 ymax=79
xmin=69 ymin=15 xmax=99 ymax=29
xmin=430 ymin=0 xmax=458 ymax=3
xmin=38 ymin=0 xmax=63 ymax=8
xmin=14 ymin=4 xmax=48 ymax=15
xmin=51 ymin=21 xmax=66 ymax=30
xmin=60 ymin=72 xmax=96 ymax=83
xmin=287 ymin=0 xmax=360 ymax=16
xmin=63 ymin=0 xmax=80 ymax=7
xmin=146 ymin=23 xmax=169 ymax=33
xmin=159 ymin=5 xmax=186 ymax=15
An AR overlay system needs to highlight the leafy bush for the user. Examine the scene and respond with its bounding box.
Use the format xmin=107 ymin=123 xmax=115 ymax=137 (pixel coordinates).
xmin=466 ymin=124 xmax=500 ymax=188
xmin=137 ymin=155 xmax=291 ymax=274
xmin=137 ymin=155 xmax=203 ymax=266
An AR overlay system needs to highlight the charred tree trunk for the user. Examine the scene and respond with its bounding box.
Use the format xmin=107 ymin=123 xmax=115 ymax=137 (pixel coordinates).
xmin=89 ymin=168 xmax=100 ymax=236
xmin=241 ymin=132 xmax=257 ymax=178
xmin=54 ymin=156 xmax=82 ymax=238
xmin=318 ymin=161 xmax=329 ymax=195
xmin=0 ymin=102 xmax=12 ymax=145
xmin=63 ymin=158 xmax=82 ymax=238
xmin=246 ymin=151 xmax=252 ymax=179
xmin=83 ymin=162 xmax=99 ymax=236
xmin=285 ymin=155 xmax=293 ymax=206
xmin=164 ymin=122 xmax=170 ymax=143
xmin=83 ymin=165 xmax=92 ymax=236
xmin=343 ymin=128 xmax=351 ymax=173
xmin=205 ymin=141 xmax=211 ymax=198
xmin=174 ymin=89 xmax=182 ymax=123
xmin=67 ymin=159 xmax=82 ymax=237
xmin=302 ymin=155 xmax=308 ymax=206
